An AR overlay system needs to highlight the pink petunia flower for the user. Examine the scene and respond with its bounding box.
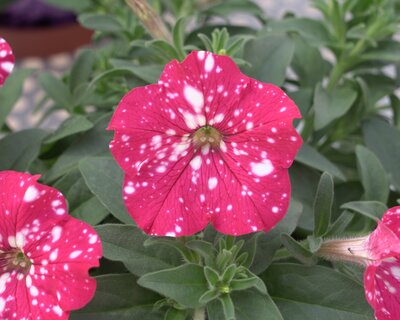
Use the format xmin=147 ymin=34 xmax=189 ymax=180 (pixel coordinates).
xmin=0 ymin=38 xmax=14 ymax=86
xmin=0 ymin=171 xmax=102 ymax=319
xmin=108 ymin=51 xmax=302 ymax=236
xmin=317 ymin=206 xmax=400 ymax=320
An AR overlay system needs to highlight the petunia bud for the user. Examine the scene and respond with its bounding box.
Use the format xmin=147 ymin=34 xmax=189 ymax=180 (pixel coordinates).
xmin=125 ymin=0 xmax=172 ymax=42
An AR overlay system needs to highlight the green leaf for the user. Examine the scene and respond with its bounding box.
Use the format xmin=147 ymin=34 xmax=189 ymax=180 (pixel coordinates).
xmin=243 ymin=33 xmax=294 ymax=86
xmin=250 ymin=198 xmax=303 ymax=274
xmin=78 ymin=13 xmax=123 ymax=32
xmin=172 ymin=17 xmax=187 ymax=60
xmin=71 ymin=196 xmax=109 ymax=225
xmin=45 ymin=113 xmax=112 ymax=181
xmin=199 ymin=289 xmax=220 ymax=304
xmin=138 ymin=264 xmax=208 ymax=308
xmin=110 ymin=60 xmax=163 ymax=84
xmin=186 ymin=240 xmax=217 ymax=267
xmin=147 ymin=40 xmax=180 ymax=61
xmin=207 ymin=289 xmax=283 ymax=320
xmin=296 ymin=143 xmax=346 ymax=180
xmin=341 ymin=201 xmax=387 ymax=221
xmin=291 ymin=34 xmax=328 ymax=87
xmin=363 ymin=117 xmax=400 ymax=191
xmin=70 ymin=274 xmax=163 ymax=320
xmin=69 ymin=50 xmax=96 ymax=94
xmin=313 ymin=84 xmax=357 ymax=130
xmin=202 ymin=0 xmax=265 ymax=22
xmin=219 ymin=294 xmax=235 ymax=320
xmin=355 ymin=145 xmax=389 ymax=203
xmin=0 ymin=69 xmax=32 ymax=129
xmin=44 ymin=115 xmax=93 ymax=144
xmin=0 ymin=129 xmax=47 ymax=171
xmin=79 ymin=156 xmax=132 ymax=224
xmin=361 ymin=41 xmax=400 ymax=62
xmin=280 ymin=233 xmax=316 ymax=265
xmin=204 ymin=266 xmax=220 ymax=287
xmin=230 ymin=277 xmax=259 ymax=292
xmin=263 ymin=264 xmax=373 ymax=320
xmin=267 ymin=18 xmax=330 ymax=45
xmin=38 ymin=72 xmax=74 ymax=110
xmin=165 ymin=308 xmax=187 ymax=320
xmin=95 ymin=224 xmax=181 ymax=276
xmin=314 ymin=172 xmax=334 ymax=237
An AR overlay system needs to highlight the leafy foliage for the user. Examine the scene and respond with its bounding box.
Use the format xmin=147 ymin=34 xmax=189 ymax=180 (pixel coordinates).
xmin=1 ymin=0 xmax=400 ymax=318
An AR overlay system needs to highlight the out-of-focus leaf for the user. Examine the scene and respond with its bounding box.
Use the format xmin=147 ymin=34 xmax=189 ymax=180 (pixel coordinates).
xmin=243 ymin=33 xmax=294 ymax=86
xmin=314 ymin=172 xmax=334 ymax=237
xmin=79 ymin=13 xmax=123 ymax=32
xmin=341 ymin=201 xmax=387 ymax=221
xmin=355 ymin=145 xmax=389 ymax=203
xmin=79 ymin=156 xmax=132 ymax=224
xmin=70 ymin=274 xmax=163 ymax=320
xmin=0 ymin=129 xmax=46 ymax=171
xmin=110 ymin=60 xmax=163 ymax=83
xmin=45 ymin=113 xmax=112 ymax=182
xmin=207 ymin=289 xmax=283 ymax=320
xmin=44 ymin=115 xmax=93 ymax=144
xmin=313 ymin=84 xmax=357 ymax=130
xmin=138 ymin=264 xmax=208 ymax=308
xmin=296 ymin=143 xmax=346 ymax=180
xmin=95 ymin=224 xmax=181 ymax=276
xmin=267 ymin=18 xmax=330 ymax=45
xmin=0 ymin=69 xmax=32 ymax=129
xmin=38 ymin=72 xmax=74 ymax=110
xmin=263 ymin=264 xmax=373 ymax=320
xmin=363 ymin=117 xmax=400 ymax=191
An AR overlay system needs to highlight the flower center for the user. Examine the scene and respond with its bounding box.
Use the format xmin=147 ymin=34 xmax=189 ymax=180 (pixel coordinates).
xmin=192 ymin=126 xmax=223 ymax=149
xmin=0 ymin=249 xmax=32 ymax=274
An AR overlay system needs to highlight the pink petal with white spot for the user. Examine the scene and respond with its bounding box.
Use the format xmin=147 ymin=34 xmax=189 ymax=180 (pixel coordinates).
xmin=365 ymin=259 xmax=400 ymax=320
xmin=0 ymin=171 xmax=102 ymax=319
xmin=109 ymin=51 xmax=302 ymax=236
xmin=0 ymin=38 xmax=14 ymax=86
xmin=364 ymin=206 xmax=400 ymax=320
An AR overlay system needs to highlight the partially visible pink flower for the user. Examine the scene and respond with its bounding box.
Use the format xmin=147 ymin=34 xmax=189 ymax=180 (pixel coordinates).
xmin=317 ymin=206 xmax=400 ymax=320
xmin=0 ymin=38 xmax=14 ymax=86
xmin=108 ymin=51 xmax=302 ymax=236
xmin=364 ymin=207 xmax=400 ymax=320
xmin=0 ymin=171 xmax=102 ymax=319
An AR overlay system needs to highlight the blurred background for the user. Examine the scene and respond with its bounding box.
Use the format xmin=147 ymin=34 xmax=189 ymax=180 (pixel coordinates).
xmin=1 ymin=0 xmax=318 ymax=129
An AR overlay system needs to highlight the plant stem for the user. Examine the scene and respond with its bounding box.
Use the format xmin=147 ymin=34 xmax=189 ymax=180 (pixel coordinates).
xmin=193 ymin=307 xmax=206 ymax=320
xmin=326 ymin=62 xmax=344 ymax=91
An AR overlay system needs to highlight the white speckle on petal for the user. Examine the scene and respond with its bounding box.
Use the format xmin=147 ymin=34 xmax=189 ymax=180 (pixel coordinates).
xmin=190 ymin=155 xmax=202 ymax=170
xmin=156 ymin=165 xmax=167 ymax=173
xmin=124 ymin=186 xmax=135 ymax=194
xmin=0 ymin=298 xmax=5 ymax=313
xmin=184 ymin=85 xmax=204 ymax=113
xmin=89 ymin=235 xmax=98 ymax=244
xmin=205 ymin=54 xmax=215 ymax=72
xmin=51 ymin=226 xmax=62 ymax=242
xmin=391 ymin=266 xmax=400 ymax=280
xmin=1 ymin=62 xmax=14 ymax=73
xmin=30 ymin=286 xmax=39 ymax=297
xmin=208 ymin=177 xmax=218 ymax=190
xmin=24 ymin=186 xmax=39 ymax=202
xmin=70 ymin=251 xmax=82 ymax=259
xmin=198 ymin=51 xmax=205 ymax=60
xmin=251 ymin=160 xmax=274 ymax=177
